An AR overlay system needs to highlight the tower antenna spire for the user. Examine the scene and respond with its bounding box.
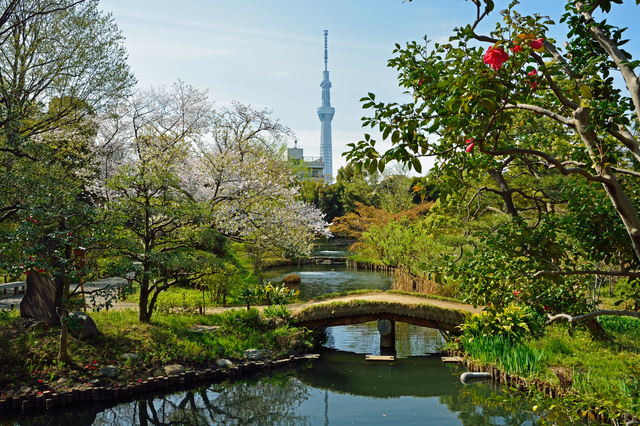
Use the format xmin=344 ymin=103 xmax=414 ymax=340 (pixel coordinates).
xmin=324 ymin=30 xmax=328 ymax=72
xmin=318 ymin=30 xmax=334 ymax=183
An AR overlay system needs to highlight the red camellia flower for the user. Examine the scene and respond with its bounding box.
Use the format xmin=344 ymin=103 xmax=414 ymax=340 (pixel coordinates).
xmin=511 ymin=45 xmax=523 ymax=53
xmin=483 ymin=46 xmax=509 ymax=70
xmin=529 ymin=38 xmax=544 ymax=50
xmin=526 ymin=69 xmax=538 ymax=90
xmin=465 ymin=138 xmax=475 ymax=153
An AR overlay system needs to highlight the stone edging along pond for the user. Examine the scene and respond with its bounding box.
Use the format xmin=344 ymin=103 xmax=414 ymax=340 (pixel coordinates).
xmin=448 ymin=349 xmax=640 ymax=426
xmin=0 ymin=354 xmax=320 ymax=415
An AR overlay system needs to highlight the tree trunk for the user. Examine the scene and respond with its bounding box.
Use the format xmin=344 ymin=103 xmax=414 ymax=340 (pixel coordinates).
xmin=138 ymin=273 xmax=150 ymax=323
xmin=58 ymin=242 xmax=73 ymax=365
xmin=488 ymin=169 xmax=519 ymax=217
xmin=573 ymin=107 xmax=640 ymax=263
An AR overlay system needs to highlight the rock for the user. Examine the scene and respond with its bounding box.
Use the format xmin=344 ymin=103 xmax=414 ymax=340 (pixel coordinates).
xmin=29 ymin=320 xmax=47 ymax=330
xmin=283 ymin=273 xmax=301 ymax=285
xmin=57 ymin=377 xmax=68 ymax=384
xmin=17 ymin=386 xmax=33 ymax=395
xmin=68 ymin=311 xmax=99 ymax=339
xmin=189 ymin=325 xmax=220 ymax=334
xmin=20 ymin=272 xmax=63 ymax=325
xmin=217 ymin=359 xmax=234 ymax=367
xmin=99 ymin=365 xmax=119 ymax=378
xmin=164 ymin=364 xmax=185 ymax=376
xmin=15 ymin=318 xmax=36 ymax=329
xmin=88 ymin=379 xmax=101 ymax=386
xmin=244 ymin=349 xmax=262 ymax=361
xmin=286 ymin=349 xmax=297 ymax=357
xmin=121 ymin=353 xmax=139 ymax=360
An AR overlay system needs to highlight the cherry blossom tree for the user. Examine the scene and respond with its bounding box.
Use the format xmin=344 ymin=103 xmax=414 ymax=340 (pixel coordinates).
xmin=99 ymin=87 xmax=330 ymax=322
xmin=193 ymin=102 xmax=331 ymax=259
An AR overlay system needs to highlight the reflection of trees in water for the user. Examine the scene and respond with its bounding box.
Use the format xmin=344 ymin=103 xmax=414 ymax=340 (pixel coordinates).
xmin=394 ymin=322 xmax=445 ymax=355
xmin=92 ymin=374 xmax=310 ymax=426
xmin=439 ymin=382 xmax=537 ymax=426
xmin=329 ymin=321 xmax=445 ymax=357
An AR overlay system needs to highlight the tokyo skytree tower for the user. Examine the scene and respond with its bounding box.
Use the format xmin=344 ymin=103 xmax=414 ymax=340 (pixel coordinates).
xmin=317 ymin=30 xmax=335 ymax=183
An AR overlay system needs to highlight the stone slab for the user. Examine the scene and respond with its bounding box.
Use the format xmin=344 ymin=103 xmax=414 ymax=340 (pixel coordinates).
xmin=365 ymin=355 xmax=395 ymax=361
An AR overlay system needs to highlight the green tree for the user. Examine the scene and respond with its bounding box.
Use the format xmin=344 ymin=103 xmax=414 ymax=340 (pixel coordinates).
xmin=0 ymin=0 xmax=134 ymax=223
xmin=346 ymin=0 xmax=640 ymax=322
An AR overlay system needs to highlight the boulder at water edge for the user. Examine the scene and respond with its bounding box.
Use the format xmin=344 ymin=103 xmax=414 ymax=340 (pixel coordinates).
xmin=99 ymin=365 xmax=119 ymax=378
xmin=165 ymin=364 xmax=185 ymax=376
xmin=244 ymin=349 xmax=262 ymax=360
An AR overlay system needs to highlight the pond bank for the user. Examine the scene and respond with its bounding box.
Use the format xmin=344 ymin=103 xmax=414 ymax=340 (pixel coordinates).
xmin=448 ymin=347 xmax=640 ymax=425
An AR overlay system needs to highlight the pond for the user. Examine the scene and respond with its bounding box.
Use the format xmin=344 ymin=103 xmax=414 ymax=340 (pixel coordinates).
xmin=264 ymin=264 xmax=392 ymax=301
xmin=2 ymin=264 xmax=537 ymax=425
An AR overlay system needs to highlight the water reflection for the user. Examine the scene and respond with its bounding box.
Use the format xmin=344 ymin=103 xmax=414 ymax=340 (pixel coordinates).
xmin=89 ymin=374 xmax=312 ymax=426
xmin=326 ymin=322 xmax=446 ymax=357
xmin=264 ymin=264 xmax=392 ymax=301
xmin=68 ymin=363 xmax=533 ymax=426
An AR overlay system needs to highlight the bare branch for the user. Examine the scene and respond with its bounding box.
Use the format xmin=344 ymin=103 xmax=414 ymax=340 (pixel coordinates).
xmin=532 ymin=270 xmax=640 ymax=278
xmin=547 ymin=310 xmax=640 ymax=325
xmin=504 ymin=103 xmax=575 ymax=127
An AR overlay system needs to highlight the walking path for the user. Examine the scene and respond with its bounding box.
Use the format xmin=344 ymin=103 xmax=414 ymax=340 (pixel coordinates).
xmin=0 ymin=277 xmax=129 ymax=311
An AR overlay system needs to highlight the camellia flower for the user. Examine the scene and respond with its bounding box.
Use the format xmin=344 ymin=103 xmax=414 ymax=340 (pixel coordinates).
xmin=483 ymin=46 xmax=509 ymax=70
xmin=526 ymin=69 xmax=538 ymax=90
xmin=511 ymin=45 xmax=523 ymax=53
xmin=529 ymin=38 xmax=544 ymax=50
xmin=465 ymin=138 xmax=475 ymax=153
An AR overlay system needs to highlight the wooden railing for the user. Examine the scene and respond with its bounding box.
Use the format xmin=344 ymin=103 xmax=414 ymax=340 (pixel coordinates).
xmin=0 ymin=281 xmax=26 ymax=296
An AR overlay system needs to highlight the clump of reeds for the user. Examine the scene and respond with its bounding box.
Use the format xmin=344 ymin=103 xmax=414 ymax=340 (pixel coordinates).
xmin=462 ymin=334 xmax=545 ymax=377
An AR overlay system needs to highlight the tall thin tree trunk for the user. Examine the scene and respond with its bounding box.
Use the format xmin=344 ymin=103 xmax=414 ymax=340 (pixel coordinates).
xmin=58 ymin=241 xmax=73 ymax=365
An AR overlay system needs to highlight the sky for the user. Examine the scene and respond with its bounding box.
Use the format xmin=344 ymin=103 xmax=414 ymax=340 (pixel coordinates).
xmin=100 ymin=0 xmax=640 ymax=177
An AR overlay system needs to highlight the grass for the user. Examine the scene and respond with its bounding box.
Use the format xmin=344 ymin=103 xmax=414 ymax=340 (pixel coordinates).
xmin=461 ymin=320 xmax=640 ymax=418
xmin=0 ymin=307 xmax=309 ymax=398
xmin=462 ymin=334 xmax=545 ymax=377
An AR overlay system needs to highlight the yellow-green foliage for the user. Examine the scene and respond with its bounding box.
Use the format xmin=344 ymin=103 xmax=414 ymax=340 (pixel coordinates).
xmin=460 ymin=305 xmax=540 ymax=342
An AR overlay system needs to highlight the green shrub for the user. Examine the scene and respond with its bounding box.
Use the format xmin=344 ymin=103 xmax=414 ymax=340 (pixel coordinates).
xmin=461 ymin=304 xmax=542 ymax=342
xmin=238 ymin=282 xmax=299 ymax=306
xmin=600 ymin=315 xmax=640 ymax=335
xmin=154 ymin=290 xmax=205 ymax=315
xmin=263 ymin=305 xmax=291 ymax=319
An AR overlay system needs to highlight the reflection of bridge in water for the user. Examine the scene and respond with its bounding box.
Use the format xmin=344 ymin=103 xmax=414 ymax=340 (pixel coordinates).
xmin=307 ymin=254 xmax=349 ymax=265
xmin=290 ymin=292 xmax=482 ymax=350
xmin=296 ymin=348 xmax=476 ymax=398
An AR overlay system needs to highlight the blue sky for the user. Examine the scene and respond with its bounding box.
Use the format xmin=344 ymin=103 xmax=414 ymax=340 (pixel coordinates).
xmin=101 ymin=0 xmax=640 ymax=175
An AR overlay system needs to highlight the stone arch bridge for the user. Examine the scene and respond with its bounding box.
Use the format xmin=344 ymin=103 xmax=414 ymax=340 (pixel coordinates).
xmin=289 ymin=293 xmax=482 ymax=349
